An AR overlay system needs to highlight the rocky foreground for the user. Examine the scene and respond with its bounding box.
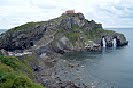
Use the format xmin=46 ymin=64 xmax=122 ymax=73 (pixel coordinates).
xmin=0 ymin=11 xmax=128 ymax=88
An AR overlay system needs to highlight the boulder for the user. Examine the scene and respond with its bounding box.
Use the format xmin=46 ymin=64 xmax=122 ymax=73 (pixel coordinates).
xmin=0 ymin=49 xmax=8 ymax=55
xmin=115 ymin=34 xmax=128 ymax=46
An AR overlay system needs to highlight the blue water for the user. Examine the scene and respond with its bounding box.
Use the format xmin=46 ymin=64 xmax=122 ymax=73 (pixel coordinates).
xmin=0 ymin=28 xmax=132 ymax=87
xmin=61 ymin=28 xmax=133 ymax=88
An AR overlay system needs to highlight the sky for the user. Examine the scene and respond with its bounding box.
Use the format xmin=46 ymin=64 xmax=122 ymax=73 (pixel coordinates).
xmin=0 ymin=0 xmax=133 ymax=29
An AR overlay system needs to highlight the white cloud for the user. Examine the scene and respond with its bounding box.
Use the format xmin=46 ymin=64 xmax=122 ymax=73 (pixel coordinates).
xmin=0 ymin=0 xmax=133 ymax=29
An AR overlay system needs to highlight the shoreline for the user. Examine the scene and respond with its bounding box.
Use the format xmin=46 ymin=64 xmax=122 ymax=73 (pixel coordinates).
xmin=34 ymin=51 xmax=90 ymax=88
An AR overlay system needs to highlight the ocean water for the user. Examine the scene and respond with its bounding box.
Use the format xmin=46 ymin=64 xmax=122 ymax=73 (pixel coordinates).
xmin=0 ymin=28 xmax=132 ymax=87
xmin=61 ymin=28 xmax=133 ymax=88
xmin=0 ymin=29 xmax=6 ymax=34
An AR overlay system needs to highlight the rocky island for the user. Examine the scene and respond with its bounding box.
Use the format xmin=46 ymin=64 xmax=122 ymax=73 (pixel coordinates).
xmin=0 ymin=10 xmax=128 ymax=88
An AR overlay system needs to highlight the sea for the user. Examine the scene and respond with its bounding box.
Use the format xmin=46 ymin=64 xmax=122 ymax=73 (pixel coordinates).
xmin=0 ymin=28 xmax=133 ymax=88
xmin=61 ymin=28 xmax=133 ymax=88
xmin=0 ymin=29 xmax=6 ymax=34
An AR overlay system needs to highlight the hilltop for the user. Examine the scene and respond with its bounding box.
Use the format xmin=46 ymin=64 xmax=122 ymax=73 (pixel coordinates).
xmin=0 ymin=10 xmax=128 ymax=52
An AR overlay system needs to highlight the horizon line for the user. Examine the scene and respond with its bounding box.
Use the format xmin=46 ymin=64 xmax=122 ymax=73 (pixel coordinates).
xmin=1 ymin=27 xmax=133 ymax=30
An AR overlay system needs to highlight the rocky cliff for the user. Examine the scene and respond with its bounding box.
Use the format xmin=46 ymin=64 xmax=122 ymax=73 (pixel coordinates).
xmin=0 ymin=11 xmax=129 ymax=88
xmin=0 ymin=12 xmax=128 ymax=52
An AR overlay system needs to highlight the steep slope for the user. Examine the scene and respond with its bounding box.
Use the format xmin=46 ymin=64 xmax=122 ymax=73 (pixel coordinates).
xmin=0 ymin=12 xmax=128 ymax=52
xmin=0 ymin=55 xmax=44 ymax=88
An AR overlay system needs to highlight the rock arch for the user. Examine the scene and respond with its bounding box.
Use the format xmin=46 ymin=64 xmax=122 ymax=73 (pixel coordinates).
xmin=101 ymin=35 xmax=128 ymax=47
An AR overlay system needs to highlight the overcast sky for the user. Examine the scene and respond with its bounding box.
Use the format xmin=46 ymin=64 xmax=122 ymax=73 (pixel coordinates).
xmin=0 ymin=0 xmax=133 ymax=29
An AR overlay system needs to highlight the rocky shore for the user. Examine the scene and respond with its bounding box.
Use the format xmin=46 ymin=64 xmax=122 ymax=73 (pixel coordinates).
xmin=32 ymin=51 xmax=93 ymax=88
xmin=0 ymin=10 xmax=128 ymax=88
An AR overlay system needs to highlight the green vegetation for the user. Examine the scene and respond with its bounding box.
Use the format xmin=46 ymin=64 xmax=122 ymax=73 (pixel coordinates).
xmin=0 ymin=56 xmax=18 ymax=69
xmin=56 ymin=28 xmax=66 ymax=34
xmin=0 ymin=55 xmax=44 ymax=88
xmin=65 ymin=32 xmax=79 ymax=46
xmin=72 ymin=25 xmax=81 ymax=31
xmin=6 ymin=21 xmax=47 ymax=33
xmin=56 ymin=25 xmax=84 ymax=46
xmin=51 ymin=17 xmax=62 ymax=25
xmin=56 ymin=25 xmax=115 ymax=46
xmin=0 ymin=55 xmax=33 ymax=76
xmin=85 ymin=28 xmax=115 ymax=39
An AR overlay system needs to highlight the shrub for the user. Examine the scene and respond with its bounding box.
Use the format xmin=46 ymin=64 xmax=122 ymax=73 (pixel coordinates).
xmin=0 ymin=56 xmax=44 ymax=88
xmin=65 ymin=32 xmax=79 ymax=45
xmin=0 ymin=56 xmax=18 ymax=69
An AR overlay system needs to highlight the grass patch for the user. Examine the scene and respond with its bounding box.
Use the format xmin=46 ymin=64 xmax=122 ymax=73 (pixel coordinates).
xmin=65 ymin=32 xmax=79 ymax=46
xmin=85 ymin=28 xmax=115 ymax=39
xmin=6 ymin=21 xmax=47 ymax=33
xmin=0 ymin=55 xmax=44 ymax=88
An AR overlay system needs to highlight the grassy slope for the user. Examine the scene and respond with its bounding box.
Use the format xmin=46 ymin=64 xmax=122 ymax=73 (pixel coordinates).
xmin=7 ymin=21 xmax=47 ymax=32
xmin=56 ymin=25 xmax=115 ymax=46
xmin=0 ymin=55 xmax=44 ymax=88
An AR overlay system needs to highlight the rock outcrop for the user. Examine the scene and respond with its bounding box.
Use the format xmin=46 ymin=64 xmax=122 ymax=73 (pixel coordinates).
xmin=0 ymin=49 xmax=8 ymax=55
xmin=0 ymin=11 xmax=129 ymax=88
xmin=0 ymin=11 xmax=128 ymax=52
xmin=115 ymin=33 xmax=128 ymax=46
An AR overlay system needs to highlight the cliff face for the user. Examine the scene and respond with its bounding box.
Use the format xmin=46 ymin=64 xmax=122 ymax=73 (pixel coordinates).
xmin=60 ymin=13 xmax=102 ymax=30
xmin=0 ymin=12 xmax=128 ymax=52
xmin=0 ymin=12 xmax=129 ymax=88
